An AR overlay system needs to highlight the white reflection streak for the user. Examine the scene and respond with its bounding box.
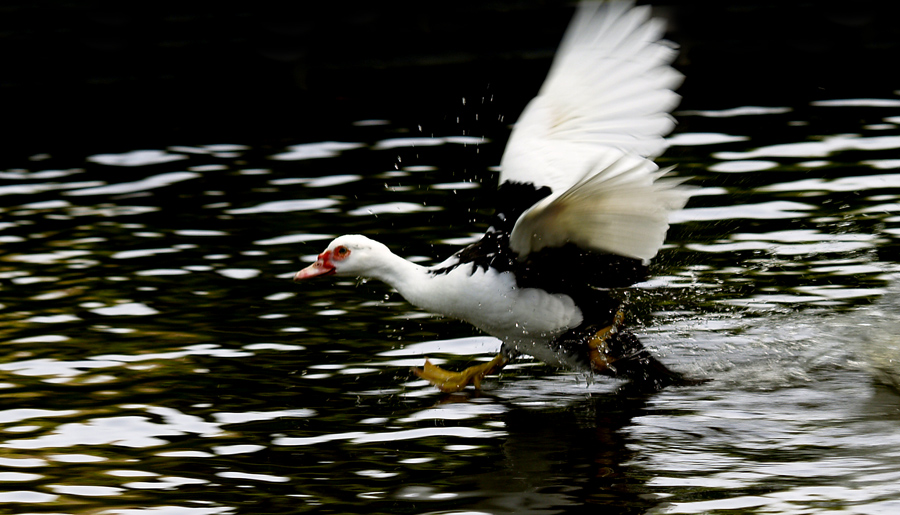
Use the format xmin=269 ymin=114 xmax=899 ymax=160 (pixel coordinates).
xmin=378 ymin=336 xmax=500 ymax=357
xmin=94 ymin=344 xmax=252 ymax=363
xmin=730 ymin=229 xmax=880 ymax=243
xmin=758 ymin=173 xmax=900 ymax=193
xmin=273 ymin=426 xmax=505 ymax=447
xmin=253 ymin=233 xmax=333 ymax=246
xmin=87 ymin=150 xmax=189 ymax=166
xmin=103 ymin=505 xmax=229 ymax=514
xmin=708 ymin=160 xmax=779 ymax=173
xmin=372 ymin=136 xmax=487 ymax=150
xmin=671 ymin=201 xmax=815 ymax=223
xmin=0 ymin=181 xmax=105 ymax=196
xmin=65 ymin=172 xmax=201 ymax=197
xmin=688 ymin=241 xmax=876 ymax=256
xmin=111 ymin=248 xmax=181 ymax=259
xmin=216 ymin=268 xmax=261 ymax=280
xmin=216 ymin=471 xmax=289 ymax=483
xmin=347 ymin=202 xmax=441 ymax=216
xmin=91 ymin=302 xmax=160 ymax=316
xmin=305 ymin=174 xmax=362 ymax=187
xmin=5 ymin=250 xmax=91 ymax=264
xmin=225 ymin=198 xmax=338 ymax=215
xmin=270 ymin=141 xmax=364 ymax=160
xmin=715 ymin=135 xmax=900 ymax=160
xmin=811 ymin=98 xmax=900 ymax=107
xmin=0 ymin=491 xmax=58 ymax=503
xmin=0 ymin=414 xmax=215 ymax=450
xmin=213 ymin=409 xmax=316 ymax=425
xmin=371 ymin=137 xmax=446 ymax=150
xmin=0 ymin=358 xmax=116 ymax=377
xmin=398 ymin=403 xmax=507 ymax=423
xmin=0 ymin=405 xmax=302 ymax=452
xmin=0 ymin=457 xmax=48 ymax=467
xmin=439 ymin=234 xmax=484 ymax=246
xmin=677 ymin=106 xmax=792 ymax=117
xmin=667 ymin=132 xmax=749 ymax=146
xmin=861 ymin=159 xmax=900 ymax=170
xmin=0 ymin=169 xmax=82 ymax=180
xmin=122 ymin=476 xmax=210 ymax=491
xmin=47 ymin=484 xmax=125 ymax=497
xmin=0 ymin=408 xmax=79 ymax=424
xmin=0 ymin=344 xmax=259 ymax=382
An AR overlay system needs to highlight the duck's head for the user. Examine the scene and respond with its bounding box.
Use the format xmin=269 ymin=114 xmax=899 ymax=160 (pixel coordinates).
xmin=293 ymin=234 xmax=392 ymax=281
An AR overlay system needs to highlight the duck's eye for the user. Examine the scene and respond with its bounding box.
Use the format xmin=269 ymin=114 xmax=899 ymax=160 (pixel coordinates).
xmin=333 ymin=245 xmax=350 ymax=260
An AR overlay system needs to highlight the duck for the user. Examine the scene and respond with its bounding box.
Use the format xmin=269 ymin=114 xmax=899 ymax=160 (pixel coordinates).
xmin=294 ymin=1 xmax=700 ymax=392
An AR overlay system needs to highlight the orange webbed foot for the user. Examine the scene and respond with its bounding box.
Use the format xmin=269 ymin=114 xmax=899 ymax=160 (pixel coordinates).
xmin=412 ymin=354 xmax=508 ymax=392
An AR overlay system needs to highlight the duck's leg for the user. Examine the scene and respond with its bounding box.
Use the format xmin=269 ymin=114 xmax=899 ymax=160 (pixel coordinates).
xmin=412 ymin=354 xmax=509 ymax=393
xmin=589 ymin=310 xmax=708 ymax=390
xmin=587 ymin=310 xmax=625 ymax=372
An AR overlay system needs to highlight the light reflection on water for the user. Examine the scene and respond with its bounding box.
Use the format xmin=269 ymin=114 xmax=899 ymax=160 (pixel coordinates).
xmin=1 ymin=96 xmax=900 ymax=514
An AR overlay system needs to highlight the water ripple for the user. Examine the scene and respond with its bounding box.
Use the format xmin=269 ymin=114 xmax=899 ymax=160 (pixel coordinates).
xmin=1 ymin=93 xmax=900 ymax=515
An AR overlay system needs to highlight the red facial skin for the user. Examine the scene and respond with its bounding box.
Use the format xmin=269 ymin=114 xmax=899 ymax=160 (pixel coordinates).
xmin=293 ymin=245 xmax=350 ymax=281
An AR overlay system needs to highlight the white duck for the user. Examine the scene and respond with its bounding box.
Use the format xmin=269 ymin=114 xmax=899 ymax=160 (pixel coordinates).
xmin=295 ymin=1 xmax=698 ymax=392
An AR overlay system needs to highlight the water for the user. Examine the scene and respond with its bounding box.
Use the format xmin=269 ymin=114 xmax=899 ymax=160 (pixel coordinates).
xmin=4 ymin=5 xmax=900 ymax=515
xmin=4 ymin=97 xmax=900 ymax=515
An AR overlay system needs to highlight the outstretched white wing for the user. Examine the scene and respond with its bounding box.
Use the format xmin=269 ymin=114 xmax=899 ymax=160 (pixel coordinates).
xmin=500 ymin=1 xmax=690 ymax=262
xmin=499 ymin=1 xmax=682 ymax=193
xmin=509 ymin=151 xmax=691 ymax=262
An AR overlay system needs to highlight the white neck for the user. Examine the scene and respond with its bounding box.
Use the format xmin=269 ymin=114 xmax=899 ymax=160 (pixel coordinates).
xmin=362 ymin=249 xmax=486 ymax=322
xmin=363 ymin=250 xmax=434 ymax=308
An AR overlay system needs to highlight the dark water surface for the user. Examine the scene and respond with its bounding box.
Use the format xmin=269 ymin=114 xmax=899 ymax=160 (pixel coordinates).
xmin=4 ymin=3 xmax=900 ymax=515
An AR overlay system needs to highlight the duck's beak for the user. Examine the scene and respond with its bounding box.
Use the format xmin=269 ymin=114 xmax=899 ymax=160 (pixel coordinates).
xmin=293 ymin=252 xmax=335 ymax=281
